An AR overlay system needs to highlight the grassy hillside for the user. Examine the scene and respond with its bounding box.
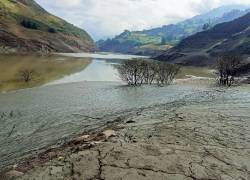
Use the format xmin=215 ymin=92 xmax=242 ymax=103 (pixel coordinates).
xmin=96 ymin=30 xmax=166 ymax=55
xmin=0 ymin=0 xmax=94 ymax=53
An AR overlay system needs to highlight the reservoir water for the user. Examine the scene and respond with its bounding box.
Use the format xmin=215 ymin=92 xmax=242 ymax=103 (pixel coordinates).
xmin=0 ymin=53 xmax=209 ymax=169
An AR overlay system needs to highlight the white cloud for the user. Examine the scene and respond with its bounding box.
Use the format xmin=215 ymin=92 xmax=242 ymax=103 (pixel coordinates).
xmin=35 ymin=0 xmax=250 ymax=40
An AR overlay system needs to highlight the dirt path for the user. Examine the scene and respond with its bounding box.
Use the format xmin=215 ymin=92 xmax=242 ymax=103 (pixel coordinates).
xmin=2 ymin=85 xmax=250 ymax=180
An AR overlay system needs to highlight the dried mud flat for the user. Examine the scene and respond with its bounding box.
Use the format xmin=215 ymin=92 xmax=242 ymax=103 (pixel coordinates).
xmin=2 ymin=84 xmax=250 ymax=180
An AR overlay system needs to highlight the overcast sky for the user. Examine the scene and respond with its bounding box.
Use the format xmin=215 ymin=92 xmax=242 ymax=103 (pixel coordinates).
xmin=35 ymin=0 xmax=250 ymax=40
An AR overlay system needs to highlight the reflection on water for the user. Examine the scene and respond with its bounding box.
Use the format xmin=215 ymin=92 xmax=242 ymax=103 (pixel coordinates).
xmin=0 ymin=54 xmax=91 ymax=92
xmin=0 ymin=53 xmax=147 ymax=91
xmin=52 ymin=53 xmax=215 ymax=86
xmin=49 ymin=59 xmax=121 ymax=85
xmin=57 ymin=52 xmax=149 ymax=60
xmin=49 ymin=52 xmax=148 ymax=85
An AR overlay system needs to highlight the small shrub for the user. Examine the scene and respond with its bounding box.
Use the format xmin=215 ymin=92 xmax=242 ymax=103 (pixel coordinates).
xmin=18 ymin=69 xmax=34 ymax=83
xmin=48 ymin=27 xmax=56 ymax=33
xmin=21 ymin=20 xmax=38 ymax=30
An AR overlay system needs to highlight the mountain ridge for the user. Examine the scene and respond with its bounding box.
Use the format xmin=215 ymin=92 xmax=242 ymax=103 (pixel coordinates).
xmin=0 ymin=0 xmax=95 ymax=53
xmin=96 ymin=5 xmax=250 ymax=56
xmin=155 ymin=12 xmax=250 ymax=66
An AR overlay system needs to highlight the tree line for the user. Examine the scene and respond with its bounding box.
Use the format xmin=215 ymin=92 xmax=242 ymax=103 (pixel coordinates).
xmin=115 ymin=59 xmax=180 ymax=86
xmin=115 ymin=55 xmax=248 ymax=87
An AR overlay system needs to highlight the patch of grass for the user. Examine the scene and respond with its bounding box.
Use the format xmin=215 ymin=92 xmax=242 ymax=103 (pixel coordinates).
xmin=137 ymin=44 xmax=173 ymax=51
xmin=177 ymin=66 xmax=216 ymax=79
xmin=118 ymin=32 xmax=161 ymax=45
xmin=0 ymin=55 xmax=91 ymax=92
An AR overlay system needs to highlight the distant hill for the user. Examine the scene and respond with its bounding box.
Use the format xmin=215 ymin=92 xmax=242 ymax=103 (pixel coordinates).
xmin=155 ymin=12 xmax=250 ymax=66
xmin=97 ymin=5 xmax=250 ymax=56
xmin=0 ymin=0 xmax=95 ymax=53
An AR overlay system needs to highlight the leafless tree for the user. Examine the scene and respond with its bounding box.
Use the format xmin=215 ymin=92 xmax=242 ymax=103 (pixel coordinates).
xmin=216 ymin=55 xmax=242 ymax=86
xmin=116 ymin=59 xmax=180 ymax=86
xmin=140 ymin=61 xmax=159 ymax=84
xmin=155 ymin=62 xmax=180 ymax=85
xmin=18 ymin=69 xmax=34 ymax=83
xmin=116 ymin=59 xmax=140 ymax=86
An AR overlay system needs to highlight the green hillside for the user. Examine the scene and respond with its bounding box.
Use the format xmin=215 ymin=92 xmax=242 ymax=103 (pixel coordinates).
xmin=0 ymin=0 xmax=95 ymax=53
xmin=96 ymin=30 xmax=170 ymax=56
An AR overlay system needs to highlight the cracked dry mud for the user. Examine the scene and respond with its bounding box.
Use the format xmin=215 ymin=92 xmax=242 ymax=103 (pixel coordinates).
xmin=14 ymin=85 xmax=250 ymax=180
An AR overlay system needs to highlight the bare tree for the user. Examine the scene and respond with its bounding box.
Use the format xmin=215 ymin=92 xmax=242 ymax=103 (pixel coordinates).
xmin=216 ymin=55 xmax=242 ymax=86
xmin=155 ymin=62 xmax=180 ymax=85
xmin=116 ymin=59 xmax=180 ymax=86
xmin=116 ymin=59 xmax=139 ymax=86
xmin=141 ymin=61 xmax=158 ymax=85
xmin=18 ymin=69 xmax=34 ymax=83
xmin=166 ymin=63 xmax=181 ymax=84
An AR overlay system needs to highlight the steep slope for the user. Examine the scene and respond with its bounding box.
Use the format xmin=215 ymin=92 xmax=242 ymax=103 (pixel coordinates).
xmin=0 ymin=0 xmax=95 ymax=53
xmin=155 ymin=12 xmax=250 ymax=66
xmin=97 ymin=5 xmax=250 ymax=56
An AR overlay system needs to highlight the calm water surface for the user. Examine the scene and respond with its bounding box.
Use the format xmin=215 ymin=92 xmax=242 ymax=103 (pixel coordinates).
xmin=49 ymin=59 xmax=120 ymax=84
xmin=49 ymin=52 xmax=148 ymax=84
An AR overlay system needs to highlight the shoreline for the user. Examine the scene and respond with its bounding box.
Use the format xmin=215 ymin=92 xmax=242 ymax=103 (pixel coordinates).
xmin=1 ymin=83 xmax=250 ymax=179
xmin=0 ymin=75 xmax=214 ymax=94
